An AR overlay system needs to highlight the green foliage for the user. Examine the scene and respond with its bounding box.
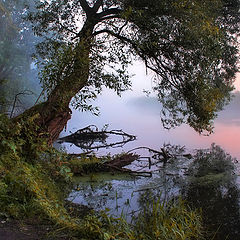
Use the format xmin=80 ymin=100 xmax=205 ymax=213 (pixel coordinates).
xmin=132 ymin=198 xmax=204 ymax=240
xmin=0 ymin=114 xmax=74 ymax=220
xmin=183 ymin=144 xmax=239 ymax=239
xmin=68 ymin=155 xmax=104 ymax=174
xmin=123 ymin=0 xmax=238 ymax=133
xmin=187 ymin=143 xmax=236 ymax=186
xmin=62 ymin=198 xmax=204 ymax=240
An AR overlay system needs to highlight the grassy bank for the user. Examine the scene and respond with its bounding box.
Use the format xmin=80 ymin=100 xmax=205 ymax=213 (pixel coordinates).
xmin=0 ymin=114 xmax=205 ymax=239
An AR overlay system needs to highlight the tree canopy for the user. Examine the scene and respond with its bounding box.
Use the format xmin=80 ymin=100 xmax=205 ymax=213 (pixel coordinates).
xmin=27 ymin=0 xmax=239 ymax=137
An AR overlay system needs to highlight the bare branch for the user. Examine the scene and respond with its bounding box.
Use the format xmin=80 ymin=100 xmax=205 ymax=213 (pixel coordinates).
xmin=118 ymin=21 xmax=128 ymax=35
xmin=10 ymin=90 xmax=34 ymax=118
xmin=58 ymin=125 xmax=136 ymax=150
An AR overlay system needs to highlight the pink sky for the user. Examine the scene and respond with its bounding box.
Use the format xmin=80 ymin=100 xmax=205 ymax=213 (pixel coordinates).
xmin=234 ymin=72 xmax=240 ymax=91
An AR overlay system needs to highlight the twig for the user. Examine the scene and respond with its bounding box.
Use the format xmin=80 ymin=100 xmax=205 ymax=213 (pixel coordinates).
xmin=127 ymin=146 xmax=164 ymax=155
xmin=34 ymin=89 xmax=44 ymax=105
xmin=10 ymin=90 xmax=34 ymax=118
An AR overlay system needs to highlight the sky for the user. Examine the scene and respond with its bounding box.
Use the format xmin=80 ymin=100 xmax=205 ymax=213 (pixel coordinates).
xmin=235 ymin=72 xmax=240 ymax=91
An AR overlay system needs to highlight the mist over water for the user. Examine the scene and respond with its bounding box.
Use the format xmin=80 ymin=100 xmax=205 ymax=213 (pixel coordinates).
xmin=60 ymin=63 xmax=240 ymax=159
xmin=1 ymin=2 xmax=240 ymax=239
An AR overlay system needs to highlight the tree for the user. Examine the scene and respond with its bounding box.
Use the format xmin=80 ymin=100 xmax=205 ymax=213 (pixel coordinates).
xmin=23 ymin=0 xmax=239 ymax=142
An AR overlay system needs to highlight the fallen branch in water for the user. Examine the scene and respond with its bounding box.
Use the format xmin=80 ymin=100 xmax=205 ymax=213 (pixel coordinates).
xmin=58 ymin=125 xmax=136 ymax=150
xmin=103 ymin=153 xmax=152 ymax=177
xmin=127 ymin=146 xmax=171 ymax=164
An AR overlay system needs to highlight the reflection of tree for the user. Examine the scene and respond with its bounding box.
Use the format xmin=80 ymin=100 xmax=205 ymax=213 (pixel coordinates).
xmin=182 ymin=144 xmax=240 ymax=240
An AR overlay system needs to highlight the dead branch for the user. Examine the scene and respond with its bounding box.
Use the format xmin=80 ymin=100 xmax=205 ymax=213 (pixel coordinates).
xmin=127 ymin=146 xmax=171 ymax=163
xmin=10 ymin=90 xmax=34 ymax=118
xmin=106 ymin=153 xmax=139 ymax=168
xmin=58 ymin=125 xmax=136 ymax=150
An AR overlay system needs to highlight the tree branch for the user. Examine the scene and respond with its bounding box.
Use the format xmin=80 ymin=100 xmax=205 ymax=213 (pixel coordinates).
xmin=59 ymin=22 xmax=78 ymax=36
xmin=93 ymin=29 xmax=133 ymax=44
xmin=92 ymin=29 xmax=179 ymax=90
xmin=79 ymin=0 xmax=92 ymax=16
xmin=98 ymin=8 xmax=122 ymax=19
xmin=93 ymin=0 xmax=103 ymax=12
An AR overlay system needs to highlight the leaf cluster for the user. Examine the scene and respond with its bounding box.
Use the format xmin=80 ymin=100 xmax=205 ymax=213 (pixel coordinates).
xmin=187 ymin=143 xmax=236 ymax=186
xmin=0 ymin=114 xmax=74 ymax=219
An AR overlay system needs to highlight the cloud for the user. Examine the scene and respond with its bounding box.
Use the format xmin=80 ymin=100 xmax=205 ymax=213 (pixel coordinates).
xmin=126 ymin=96 xmax=162 ymax=115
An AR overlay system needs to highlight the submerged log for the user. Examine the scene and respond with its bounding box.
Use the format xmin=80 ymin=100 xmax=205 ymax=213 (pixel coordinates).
xmin=103 ymin=153 xmax=152 ymax=177
xmin=106 ymin=153 xmax=140 ymax=169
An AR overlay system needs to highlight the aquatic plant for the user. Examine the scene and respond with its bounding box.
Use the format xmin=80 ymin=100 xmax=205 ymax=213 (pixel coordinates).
xmin=187 ymin=143 xmax=236 ymax=186
xmin=132 ymin=198 xmax=204 ymax=240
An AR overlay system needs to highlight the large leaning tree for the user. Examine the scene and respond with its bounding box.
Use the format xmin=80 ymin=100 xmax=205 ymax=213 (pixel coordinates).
xmin=19 ymin=0 xmax=239 ymax=142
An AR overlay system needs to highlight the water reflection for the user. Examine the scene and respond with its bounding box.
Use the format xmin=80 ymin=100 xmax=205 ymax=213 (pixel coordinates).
xmin=68 ymin=144 xmax=190 ymax=219
xmin=69 ymin=144 xmax=240 ymax=239
xmin=62 ymin=64 xmax=240 ymax=239
xmin=182 ymin=144 xmax=240 ymax=240
xmin=58 ymin=125 xmax=136 ymax=150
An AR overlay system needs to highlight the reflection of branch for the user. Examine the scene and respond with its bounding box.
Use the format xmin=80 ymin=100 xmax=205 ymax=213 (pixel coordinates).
xmin=58 ymin=125 xmax=136 ymax=150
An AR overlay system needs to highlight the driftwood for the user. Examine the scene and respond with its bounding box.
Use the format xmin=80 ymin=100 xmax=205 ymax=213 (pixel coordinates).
xmin=127 ymin=146 xmax=171 ymax=164
xmin=103 ymin=153 xmax=152 ymax=177
xmin=127 ymin=146 xmax=192 ymax=164
xmin=67 ymin=144 xmax=193 ymax=177
xmin=58 ymin=125 xmax=136 ymax=150
xmin=63 ymin=132 xmax=193 ymax=177
xmin=106 ymin=153 xmax=139 ymax=169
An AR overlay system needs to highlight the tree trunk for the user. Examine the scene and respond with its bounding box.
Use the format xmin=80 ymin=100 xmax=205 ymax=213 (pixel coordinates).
xmin=14 ymin=27 xmax=94 ymax=144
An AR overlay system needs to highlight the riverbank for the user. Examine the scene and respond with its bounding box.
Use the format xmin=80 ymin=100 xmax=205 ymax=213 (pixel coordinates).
xmin=0 ymin=114 xmax=204 ymax=239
